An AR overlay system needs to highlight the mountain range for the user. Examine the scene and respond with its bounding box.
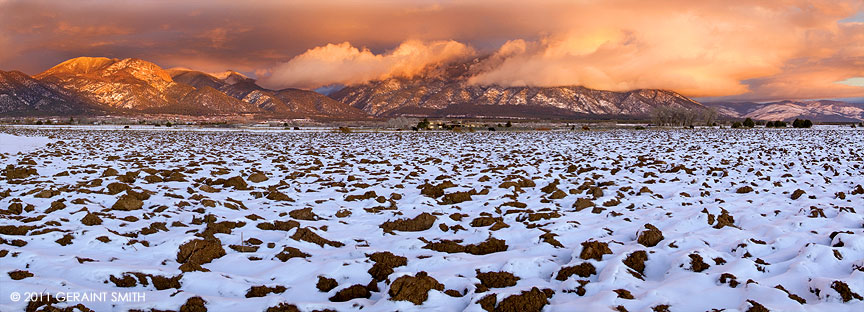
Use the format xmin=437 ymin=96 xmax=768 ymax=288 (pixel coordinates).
xmin=2 ymin=56 xmax=862 ymax=121
xmin=703 ymin=100 xmax=864 ymax=122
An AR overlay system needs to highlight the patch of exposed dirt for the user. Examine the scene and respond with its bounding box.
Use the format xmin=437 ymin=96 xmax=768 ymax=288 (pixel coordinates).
xmin=388 ymin=271 xmax=444 ymax=305
xmin=291 ymin=228 xmax=344 ymax=247
xmin=8 ymin=269 xmax=33 ymax=280
xmin=317 ymin=276 xmax=338 ymax=292
xmin=688 ymin=254 xmax=710 ymax=272
xmin=494 ymin=287 xmax=552 ymax=312
xmin=423 ymin=237 xmax=508 ymax=255
xmin=831 ymin=281 xmax=863 ymax=302
xmin=623 ymin=250 xmax=648 ymax=277
xmin=637 ymin=224 xmax=664 ymax=247
xmin=380 ymin=213 xmax=436 ymax=234
xmin=275 ymin=247 xmax=310 ymax=262
xmin=289 ymin=208 xmax=319 ymax=221
xmin=368 ymin=252 xmax=408 ymax=281
xmin=177 ymin=238 xmax=226 ymax=272
xmin=476 ymin=271 xmax=519 ymax=289
xmin=246 ymin=285 xmax=287 ymax=298
xmin=579 ymin=241 xmax=612 ymax=260
xmin=555 ymin=263 xmax=596 ymax=280
xmin=329 ymin=284 xmax=372 ymax=302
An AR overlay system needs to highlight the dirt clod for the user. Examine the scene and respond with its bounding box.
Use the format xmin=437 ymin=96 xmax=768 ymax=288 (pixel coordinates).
xmin=388 ymin=271 xmax=444 ymax=305
xmin=637 ymin=224 xmax=664 ymax=247
xmin=556 ymin=263 xmax=596 ymax=280
xmin=579 ymin=240 xmax=612 ymax=261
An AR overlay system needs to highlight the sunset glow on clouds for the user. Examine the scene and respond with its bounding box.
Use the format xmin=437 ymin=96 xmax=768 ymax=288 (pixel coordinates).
xmin=0 ymin=0 xmax=862 ymax=101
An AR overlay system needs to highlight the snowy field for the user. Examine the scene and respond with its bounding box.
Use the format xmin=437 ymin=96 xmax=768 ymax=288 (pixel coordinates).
xmin=1 ymin=127 xmax=863 ymax=312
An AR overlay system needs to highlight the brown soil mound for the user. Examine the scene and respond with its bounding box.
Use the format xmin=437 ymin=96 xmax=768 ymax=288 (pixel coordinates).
xmin=275 ymin=247 xmax=310 ymax=262
xmin=478 ymin=294 xmax=497 ymax=312
xmin=111 ymin=194 xmax=143 ymax=211
xmin=791 ymin=189 xmax=806 ymax=200
xmin=736 ymin=186 xmax=754 ymax=193
xmin=495 ymin=287 xmax=552 ymax=312
xmin=289 ymin=208 xmax=319 ymax=221
xmin=266 ymin=190 xmax=294 ymax=202
xmin=831 ymin=281 xmax=863 ymax=302
xmin=248 ymin=173 xmax=269 ymax=183
xmin=266 ymin=303 xmax=301 ymax=312
xmin=573 ymin=198 xmax=595 ymax=211
xmin=688 ymin=254 xmax=710 ymax=272
xmin=746 ymin=300 xmax=769 ymax=312
xmin=471 ymin=216 xmax=502 ymax=227
xmin=81 ymin=212 xmax=103 ymax=226
xmin=0 ymin=225 xmax=35 ymax=235
xmin=106 ymin=182 xmax=131 ymax=195
xmin=291 ymin=227 xmax=344 ymax=247
xmin=389 ymin=271 xmax=444 ymax=305
xmin=380 ymin=213 xmax=436 ymax=233
xmin=419 ymin=181 xmax=456 ymax=198
xmin=177 ymin=238 xmax=226 ymax=272
xmin=637 ymin=224 xmax=664 ymax=247
xmin=714 ymin=209 xmax=735 ymax=229
xmin=440 ymin=191 xmax=475 ymax=204
xmin=423 ymin=237 xmax=508 ymax=255
xmin=224 ymin=176 xmax=249 ymax=190
xmin=719 ymin=273 xmax=739 ymax=288
xmin=3 ymin=165 xmax=37 ymax=179
xmin=345 ymin=190 xmax=378 ymax=201
xmin=579 ymin=241 xmax=612 ymax=261
xmin=623 ymin=251 xmax=648 ymax=276
xmin=540 ymin=232 xmax=564 ymax=248
xmin=329 ymin=284 xmax=372 ymax=302
xmin=110 ymin=272 xmax=182 ymax=290
xmin=368 ymin=252 xmax=408 ymax=281
xmin=8 ymin=270 xmax=33 ymax=280
xmin=556 ymin=263 xmax=596 ymax=280
xmin=180 ymin=296 xmax=208 ymax=312
xmin=614 ymin=289 xmax=634 ymax=299
xmin=55 ymin=234 xmax=74 ymax=246
xmin=246 ymin=285 xmax=287 ymax=298
xmin=476 ymin=271 xmax=519 ymax=288
xmin=317 ymin=276 xmax=338 ymax=292
xmin=229 ymin=245 xmax=258 ymax=252
xmin=257 ymin=220 xmax=300 ymax=231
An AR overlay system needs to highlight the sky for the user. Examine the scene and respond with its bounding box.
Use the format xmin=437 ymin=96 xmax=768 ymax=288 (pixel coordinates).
xmin=0 ymin=0 xmax=862 ymax=102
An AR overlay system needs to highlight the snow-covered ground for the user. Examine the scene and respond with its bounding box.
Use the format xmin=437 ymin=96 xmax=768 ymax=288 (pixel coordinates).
xmin=1 ymin=127 xmax=862 ymax=312
xmin=0 ymin=133 xmax=53 ymax=155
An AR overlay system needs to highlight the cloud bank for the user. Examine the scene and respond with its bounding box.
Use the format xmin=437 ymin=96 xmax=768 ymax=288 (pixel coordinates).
xmin=0 ymin=0 xmax=862 ymax=101
xmin=260 ymin=40 xmax=474 ymax=89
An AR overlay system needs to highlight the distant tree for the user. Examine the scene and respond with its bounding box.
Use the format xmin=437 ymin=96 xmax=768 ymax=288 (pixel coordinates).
xmin=35 ymin=120 xmax=43 ymax=125
xmin=417 ymin=118 xmax=430 ymax=130
xmin=505 ymin=121 xmax=512 ymax=128
xmin=765 ymin=121 xmax=774 ymax=128
xmin=792 ymin=119 xmax=813 ymax=128
xmin=774 ymin=120 xmax=787 ymax=128
xmin=731 ymin=122 xmax=742 ymax=128
xmin=743 ymin=118 xmax=755 ymax=128
xmin=165 ymin=122 xmax=173 ymax=127
xmin=488 ymin=127 xmax=496 ymax=131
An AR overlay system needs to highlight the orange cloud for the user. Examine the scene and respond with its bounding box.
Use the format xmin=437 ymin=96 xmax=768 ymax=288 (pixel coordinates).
xmin=0 ymin=0 xmax=862 ymax=101
xmin=468 ymin=0 xmax=862 ymax=98
xmin=260 ymin=40 xmax=475 ymax=89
